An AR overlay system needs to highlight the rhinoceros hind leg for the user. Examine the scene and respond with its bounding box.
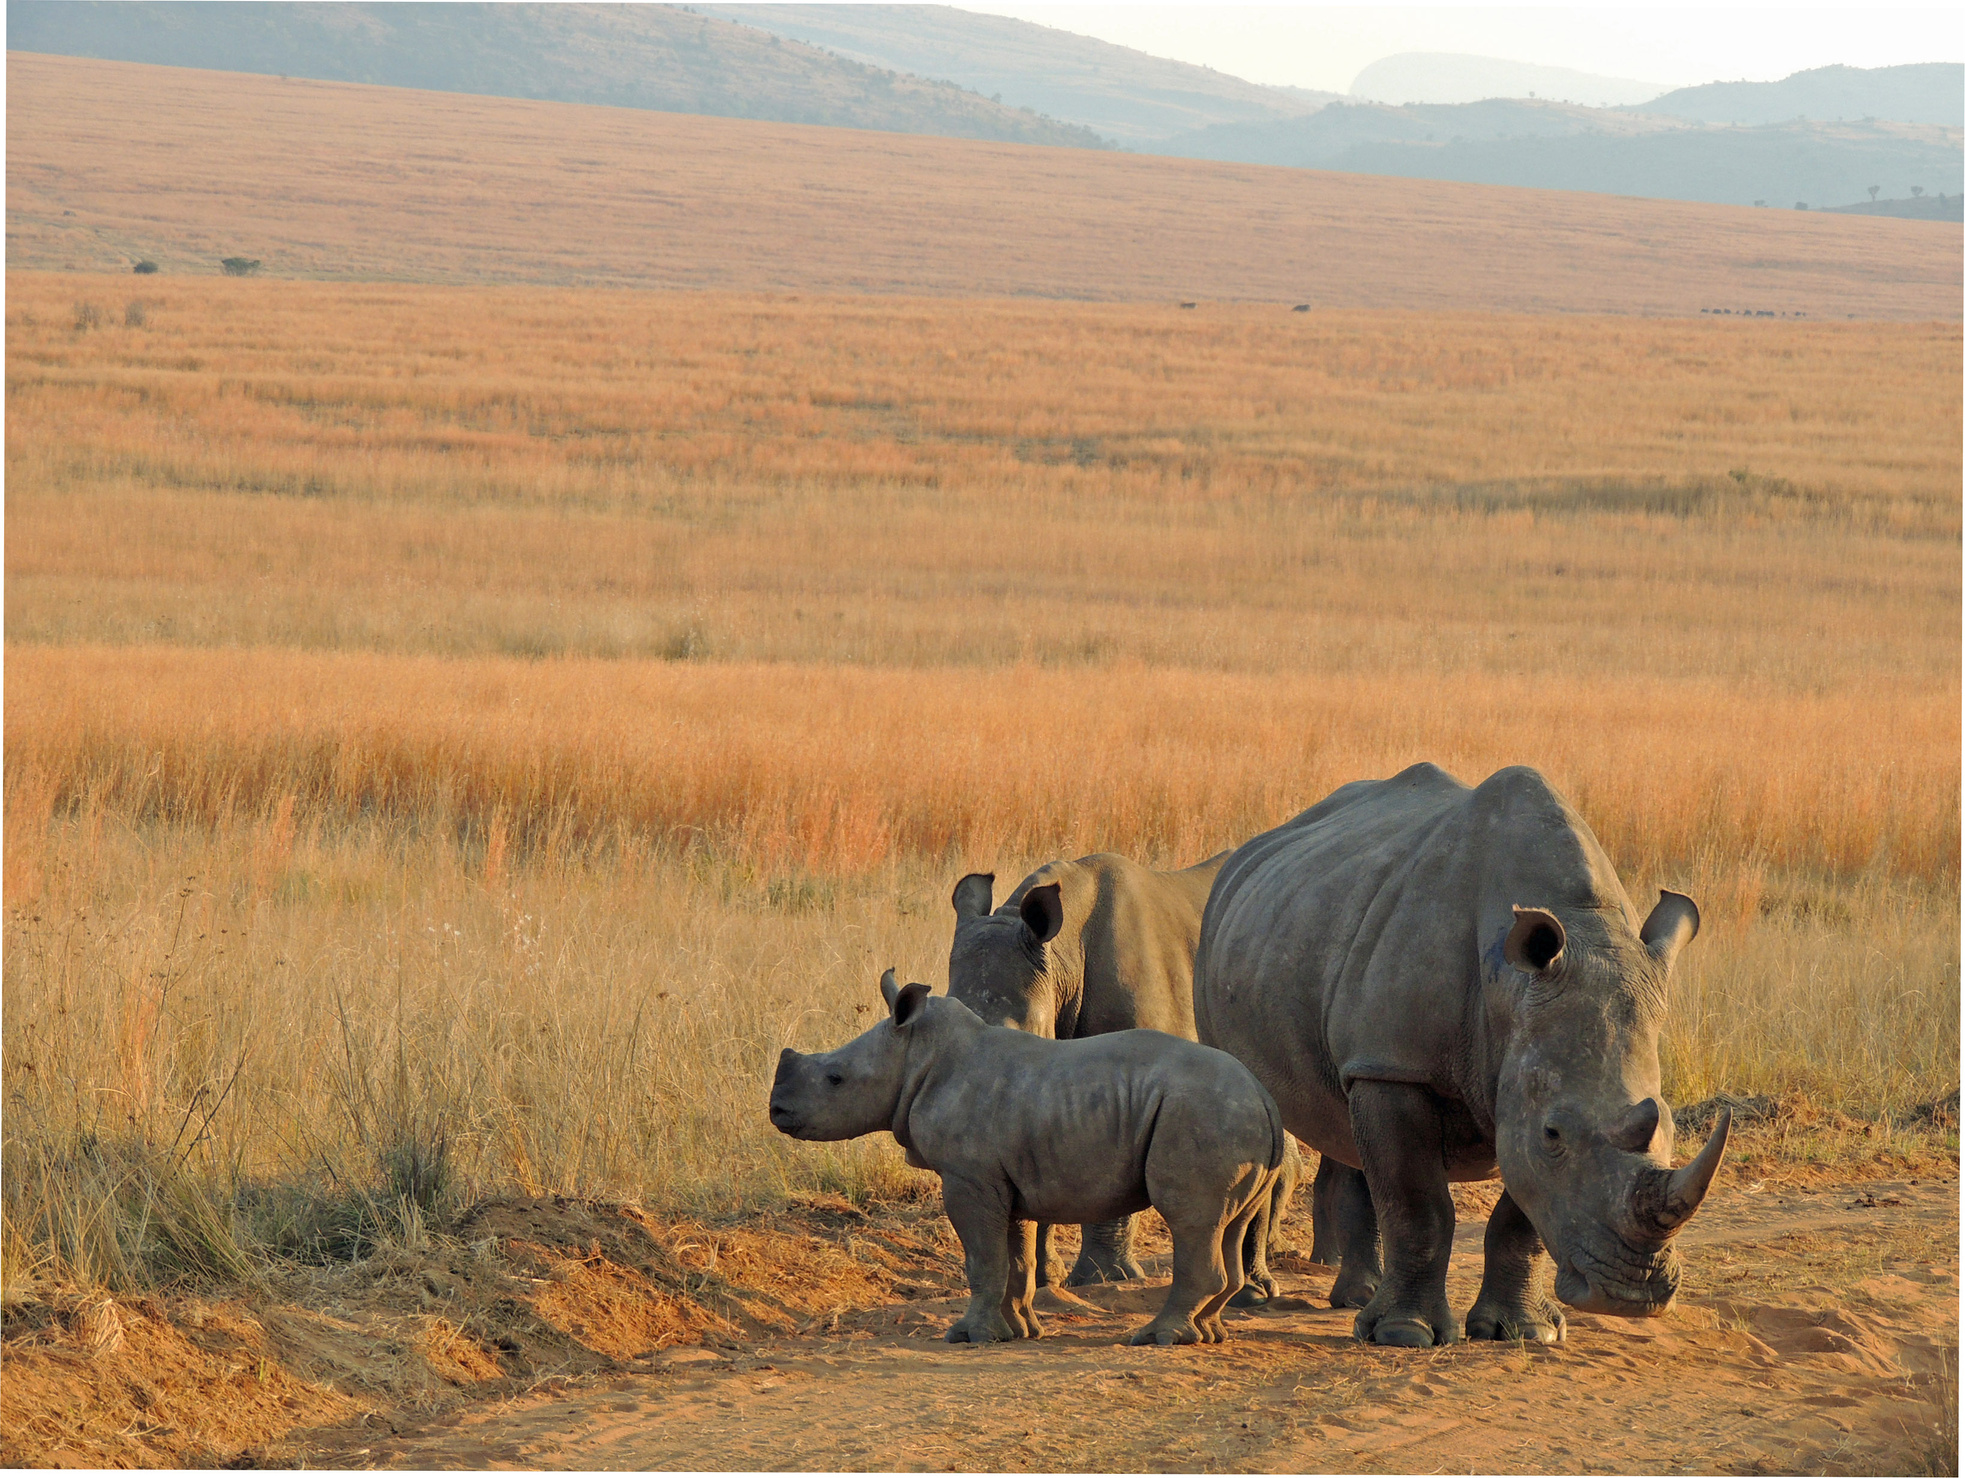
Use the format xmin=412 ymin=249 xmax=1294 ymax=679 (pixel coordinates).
xmin=1002 ymin=1218 xmax=1045 ymax=1339
xmin=1228 ymin=1196 xmax=1277 ymax=1308
xmin=1317 ymin=1160 xmax=1383 ymax=1309
xmin=1348 ymin=1082 xmax=1462 ymax=1347
xmin=1465 ymin=1191 xmax=1565 ymax=1344
xmin=1032 ymin=1222 xmax=1070 ymax=1289
xmin=1066 ymin=1215 xmax=1146 ymax=1285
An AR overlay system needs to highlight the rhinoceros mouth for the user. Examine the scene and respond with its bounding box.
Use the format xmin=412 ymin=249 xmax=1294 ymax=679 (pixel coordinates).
xmin=1554 ymin=1238 xmax=1681 ymax=1317
xmin=767 ymin=1103 xmax=804 ymax=1137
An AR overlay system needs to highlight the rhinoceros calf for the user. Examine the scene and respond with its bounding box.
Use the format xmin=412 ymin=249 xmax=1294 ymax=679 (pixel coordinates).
xmin=770 ymin=970 xmax=1285 ymax=1346
xmin=1195 ymin=763 xmax=1730 ymax=1349
xmin=949 ymin=855 xmax=1303 ymax=1298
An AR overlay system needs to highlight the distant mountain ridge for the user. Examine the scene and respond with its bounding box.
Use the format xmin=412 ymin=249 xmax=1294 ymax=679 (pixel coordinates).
xmin=4 ymin=0 xmax=1109 ymax=149
xmin=1641 ymin=64 xmax=1963 ymax=127
xmin=1350 ymin=53 xmax=1668 ymax=108
xmin=699 ymin=3 xmax=1336 ymax=146
xmin=1156 ymin=82 xmax=1962 ymax=211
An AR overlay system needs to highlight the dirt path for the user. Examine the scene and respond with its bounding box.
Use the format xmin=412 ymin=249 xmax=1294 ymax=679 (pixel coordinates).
xmin=300 ymin=1176 xmax=1957 ymax=1474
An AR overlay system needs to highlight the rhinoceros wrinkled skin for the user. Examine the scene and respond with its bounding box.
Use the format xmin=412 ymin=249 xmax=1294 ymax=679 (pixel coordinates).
xmin=769 ymin=971 xmax=1286 ymax=1347
xmin=948 ymin=855 xmax=1302 ymax=1299
xmin=1194 ymin=763 xmax=1730 ymax=1350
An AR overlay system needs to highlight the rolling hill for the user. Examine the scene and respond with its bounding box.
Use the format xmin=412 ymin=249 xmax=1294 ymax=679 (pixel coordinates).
xmin=2 ymin=0 xmax=1107 ymax=148
xmin=696 ymin=3 xmax=1336 ymax=146
xmin=1158 ymin=99 xmax=1962 ymax=211
xmin=7 ymin=52 xmax=1958 ymax=319
xmin=1640 ymin=63 xmax=1964 ymax=127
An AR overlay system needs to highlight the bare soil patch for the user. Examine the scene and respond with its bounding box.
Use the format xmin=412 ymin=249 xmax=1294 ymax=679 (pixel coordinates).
xmin=5 ymin=1143 xmax=1954 ymax=1473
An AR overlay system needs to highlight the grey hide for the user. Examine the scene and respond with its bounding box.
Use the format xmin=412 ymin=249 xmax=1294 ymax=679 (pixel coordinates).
xmin=769 ymin=972 xmax=1285 ymax=1346
xmin=948 ymin=854 xmax=1303 ymax=1299
xmin=1194 ymin=763 xmax=1729 ymax=1349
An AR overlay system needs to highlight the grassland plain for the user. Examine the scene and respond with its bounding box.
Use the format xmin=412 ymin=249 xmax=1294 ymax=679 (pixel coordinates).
xmin=8 ymin=51 xmax=1962 ymax=315
xmin=1 ymin=271 xmax=1957 ymax=1337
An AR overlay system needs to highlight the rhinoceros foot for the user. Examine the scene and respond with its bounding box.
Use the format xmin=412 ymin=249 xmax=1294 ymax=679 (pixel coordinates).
xmin=1226 ymin=1272 xmax=1277 ymax=1308
xmin=1465 ymin=1294 xmax=1565 ymax=1344
xmin=1066 ymin=1216 xmax=1146 ymax=1286
xmin=1066 ymin=1246 xmax=1147 ymax=1285
xmin=945 ymin=1310 xmax=1020 ymax=1344
xmin=1353 ymin=1290 xmax=1462 ymax=1348
xmin=1129 ymin=1316 xmax=1217 ymax=1346
xmin=1329 ymin=1263 xmax=1381 ymax=1309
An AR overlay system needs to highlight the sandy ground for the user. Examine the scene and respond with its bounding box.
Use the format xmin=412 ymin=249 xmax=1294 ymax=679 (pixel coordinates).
xmin=291 ymin=1175 xmax=1957 ymax=1475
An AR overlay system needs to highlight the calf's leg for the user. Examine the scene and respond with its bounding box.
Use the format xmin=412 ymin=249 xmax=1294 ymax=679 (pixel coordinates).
xmin=1348 ymin=1081 xmax=1460 ymax=1347
xmin=1229 ymin=1176 xmax=1283 ymax=1307
xmin=942 ymin=1177 xmax=1024 ymax=1343
xmin=1003 ymin=1217 xmax=1045 ymax=1338
xmin=1130 ymin=1209 xmax=1232 ymax=1346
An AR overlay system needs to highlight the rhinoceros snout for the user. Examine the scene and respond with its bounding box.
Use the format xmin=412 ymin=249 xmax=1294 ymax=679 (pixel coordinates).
xmin=768 ymin=1050 xmax=806 ymax=1134
xmin=1554 ymin=1243 xmax=1681 ymax=1317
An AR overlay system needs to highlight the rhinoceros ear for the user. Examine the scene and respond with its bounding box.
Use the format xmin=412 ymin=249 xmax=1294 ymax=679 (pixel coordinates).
xmin=951 ymin=873 xmax=995 ymax=921
xmin=1504 ymin=907 xmax=1566 ymax=974
xmin=1640 ymin=891 xmax=1700 ymax=972
xmin=891 ymin=980 xmax=933 ymax=1028
xmin=1019 ymin=883 xmax=1064 ymax=946
xmin=880 ymin=968 xmax=901 ymax=1010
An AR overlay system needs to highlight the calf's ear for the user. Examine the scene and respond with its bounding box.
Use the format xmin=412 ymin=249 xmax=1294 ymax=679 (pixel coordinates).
xmin=1019 ymin=883 xmax=1064 ymax=946
xmin=1504 ymin=906 xmax=1566 ymax=973
xmin=1640 ymin=891 xmax=1700 ymax=971
xmin=951 ymin=873 xmax=995 ymax=920
xmin=880 ymin=967 xmax=901 ymax=1010
xmin=891 ymin=980 xmax=933 ymax=1028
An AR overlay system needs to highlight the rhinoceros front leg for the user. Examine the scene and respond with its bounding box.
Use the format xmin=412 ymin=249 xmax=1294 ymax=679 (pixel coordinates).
xmin=942 ymin=1176 xmax=1027 ymax=1343
xmin=1465 ymin=1189 xmax=1565 ymax=1343
xmin=1312 ymin=1158 xmax=1383 ymax=1309
xmin=1348 ymin=1081 xmax=1461 ymax=1348
xmin=1066 ymin=1215 xmax=1146 ymax=1285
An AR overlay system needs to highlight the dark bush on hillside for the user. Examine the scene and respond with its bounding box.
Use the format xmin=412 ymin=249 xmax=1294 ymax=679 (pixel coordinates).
xmin=132 ymin=259 xmax=159 ymax=274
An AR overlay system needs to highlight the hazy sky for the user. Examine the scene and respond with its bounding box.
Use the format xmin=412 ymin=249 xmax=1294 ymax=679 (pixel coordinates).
xmin=965 ymin=5 xmax=1965 ymax=92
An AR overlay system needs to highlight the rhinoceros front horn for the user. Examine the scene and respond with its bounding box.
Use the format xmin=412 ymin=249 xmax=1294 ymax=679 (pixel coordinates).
xmin=1637 ymin=1108 xmax=1731 ymax=1236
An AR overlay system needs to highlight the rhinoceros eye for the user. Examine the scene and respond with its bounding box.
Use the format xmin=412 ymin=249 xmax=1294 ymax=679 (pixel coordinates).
xmin=826 ymin=1072 xmax=844 ymax=1087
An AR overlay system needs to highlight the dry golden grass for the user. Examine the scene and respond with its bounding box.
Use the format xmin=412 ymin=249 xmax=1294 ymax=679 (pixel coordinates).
xmin=8 ymin=52 xmax=1961 ymax=315
xmin=3 ymin=274 xmax=1956 ymax=1298
xmin=9 ymin=274 xmax=1959 ymax=680
xmin=6 ymin=647 xmax=1957 ymax=886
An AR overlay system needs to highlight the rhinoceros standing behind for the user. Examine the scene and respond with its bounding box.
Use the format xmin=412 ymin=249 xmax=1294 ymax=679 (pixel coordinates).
xmin=1194 ymin=763 xmax=1730 ymax=1349
xmin=770 ymin=971 xmax=1285 ymax=1346
xmin=949 ymin=853 xmax=1303 ymax=1295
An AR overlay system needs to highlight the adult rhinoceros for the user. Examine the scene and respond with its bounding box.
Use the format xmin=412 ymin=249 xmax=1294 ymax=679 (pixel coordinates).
xmin=949 ymin=853 xmax=1301 ymax=1295
xmin=1193 ymin=763 xmax=1729 ymax=1348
